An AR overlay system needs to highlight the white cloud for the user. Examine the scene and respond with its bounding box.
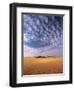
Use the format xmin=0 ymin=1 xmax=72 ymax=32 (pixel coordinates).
xmin=24 ymin=45 xmax=63 ymax=57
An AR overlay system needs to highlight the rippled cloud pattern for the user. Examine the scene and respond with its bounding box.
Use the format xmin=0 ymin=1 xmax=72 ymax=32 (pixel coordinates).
xmin=23 ymin=14 xmax=63 ymax=57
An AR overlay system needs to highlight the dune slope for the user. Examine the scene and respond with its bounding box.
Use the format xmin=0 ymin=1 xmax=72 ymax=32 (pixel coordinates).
xmin=23 ymin=57 xmax=63 ymax=75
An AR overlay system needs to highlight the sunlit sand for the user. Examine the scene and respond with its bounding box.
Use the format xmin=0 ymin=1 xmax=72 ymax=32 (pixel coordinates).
xmin=23 ymin=57 xmax=63 ymax=75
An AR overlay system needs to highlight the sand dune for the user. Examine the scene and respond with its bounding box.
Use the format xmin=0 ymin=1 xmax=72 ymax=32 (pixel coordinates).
xmin=23 ymin=57 xmax=63 ymax=75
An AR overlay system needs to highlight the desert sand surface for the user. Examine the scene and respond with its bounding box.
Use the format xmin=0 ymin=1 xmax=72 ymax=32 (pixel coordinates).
xmin=23 ymin=57 xmax=63 ymax=75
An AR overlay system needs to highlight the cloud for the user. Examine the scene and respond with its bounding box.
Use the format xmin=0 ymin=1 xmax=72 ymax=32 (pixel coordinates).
xmin=23 ymin=14 xmax=63 ymax=57
xmin=24 ymin=45 xmax=63 ymax=57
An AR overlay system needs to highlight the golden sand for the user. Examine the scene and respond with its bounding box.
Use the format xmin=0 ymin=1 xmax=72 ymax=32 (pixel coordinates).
xmin=23 ymin=57 xmax=63 ymax=75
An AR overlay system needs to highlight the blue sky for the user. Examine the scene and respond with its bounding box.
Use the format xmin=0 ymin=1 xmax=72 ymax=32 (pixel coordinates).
xmin=23 ymin=14 xmax=63 ymax=57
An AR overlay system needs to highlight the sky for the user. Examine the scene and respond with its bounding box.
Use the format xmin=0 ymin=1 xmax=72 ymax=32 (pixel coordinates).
xmin=22 ymin=14 xmax=63 ymax=57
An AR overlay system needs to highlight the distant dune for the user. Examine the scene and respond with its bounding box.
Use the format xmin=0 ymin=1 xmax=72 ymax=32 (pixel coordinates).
xmin=35 ymin=56 xmax=58 ymax=58
xmin=23 ymin=57 xmax=63 ymax=75
xmin=35 ymin=56 xmax=47 ymax=58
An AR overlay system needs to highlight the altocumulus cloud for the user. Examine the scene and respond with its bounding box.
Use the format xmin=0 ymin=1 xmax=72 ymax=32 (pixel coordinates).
xmin=23 ymin=14 xmax=63 ymax=57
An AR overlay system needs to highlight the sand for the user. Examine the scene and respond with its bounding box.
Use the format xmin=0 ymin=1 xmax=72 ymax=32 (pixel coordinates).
xmin=23 ymin=57 xmax=63 ymax=75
